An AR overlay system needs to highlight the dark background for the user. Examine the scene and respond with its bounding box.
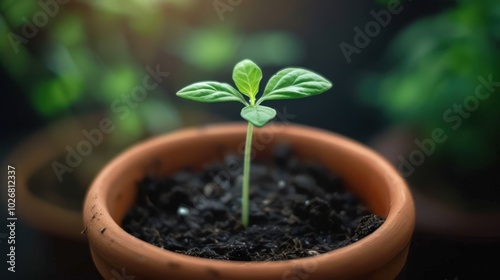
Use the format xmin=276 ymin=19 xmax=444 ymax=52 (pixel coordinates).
xmin=1 ymin=0 xmax=499 ymax=279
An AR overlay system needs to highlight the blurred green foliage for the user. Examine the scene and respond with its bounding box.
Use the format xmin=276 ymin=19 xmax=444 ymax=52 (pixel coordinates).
xmin=361 ymin=0 xmax=500 ymax=171
xmin=1 ymin=0 xmax=192 ymax=141
xmin=173 ymin=26 xmax=304 ymax=71
xmin=1 ymin=0 xmax=304 ymax=141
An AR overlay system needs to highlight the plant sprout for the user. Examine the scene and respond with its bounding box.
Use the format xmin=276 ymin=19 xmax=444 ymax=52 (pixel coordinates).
xmin=176 ymin=59 xmax=332 ymax=228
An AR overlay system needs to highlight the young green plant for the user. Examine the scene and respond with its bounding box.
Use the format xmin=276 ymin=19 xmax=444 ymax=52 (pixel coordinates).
xmin=176 ymin=59 xmax=332 ymax=228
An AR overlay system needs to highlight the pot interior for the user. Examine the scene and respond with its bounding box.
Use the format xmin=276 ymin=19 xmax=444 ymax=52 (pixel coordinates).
xmin=102 ymin=125 xmax=392 ymax=227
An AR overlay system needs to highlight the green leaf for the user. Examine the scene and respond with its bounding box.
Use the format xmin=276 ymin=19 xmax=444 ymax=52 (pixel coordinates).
xmin=232 ymin=59 xmax=262 ymax=100
xmin=240 ymin=105 xmax=277 ymax=127
xmin=259 ymin=68 xmax=332 ymax=103
xmin=176 ymin=81 xmax=247 ymax=104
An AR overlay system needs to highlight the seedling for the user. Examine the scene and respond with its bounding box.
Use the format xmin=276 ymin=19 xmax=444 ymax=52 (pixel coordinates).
xmin=176 ymin=59 xmax=332 ymax=228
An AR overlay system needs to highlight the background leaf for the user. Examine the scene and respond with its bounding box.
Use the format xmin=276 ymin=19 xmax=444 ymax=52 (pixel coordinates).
xmin=176 ymin=81 xmax=246 ymax=104
xmin=232 ymin=59 xmax=263 ymax=99
xmin=260 ymin=68 xmax=332 ymax=102
xmin=240 ymin=105 xmax=277 ymax=127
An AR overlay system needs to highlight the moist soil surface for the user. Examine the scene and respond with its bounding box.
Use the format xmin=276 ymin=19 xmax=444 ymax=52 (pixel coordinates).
xmin=122 ymin=144 xmax=384 ymax=261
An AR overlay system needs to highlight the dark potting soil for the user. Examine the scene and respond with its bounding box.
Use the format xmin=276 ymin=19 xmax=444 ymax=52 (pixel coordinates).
xmin=122 ymin=144 xmax=384 ymax=261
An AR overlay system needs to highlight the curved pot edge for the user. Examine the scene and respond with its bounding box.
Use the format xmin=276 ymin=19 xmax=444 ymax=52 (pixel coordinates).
xmin=83 ymin=123 xmax=415 ymax=279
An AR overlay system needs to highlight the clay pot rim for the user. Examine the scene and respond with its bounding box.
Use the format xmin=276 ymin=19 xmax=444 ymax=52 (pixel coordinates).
xmin=83 ymin=122 xmax=414 ymax=273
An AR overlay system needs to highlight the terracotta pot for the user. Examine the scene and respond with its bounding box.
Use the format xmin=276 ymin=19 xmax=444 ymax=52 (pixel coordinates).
xmin=83 ymin=123 xmax=415 ymax=280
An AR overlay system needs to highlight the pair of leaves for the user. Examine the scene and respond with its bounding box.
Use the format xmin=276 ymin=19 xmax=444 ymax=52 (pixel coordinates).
xmin=176 ymin=59 xmax=332 ymax=127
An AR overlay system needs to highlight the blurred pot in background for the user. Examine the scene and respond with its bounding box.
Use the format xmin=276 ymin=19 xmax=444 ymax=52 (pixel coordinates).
xmin=359 ymin=0 xmax=500 ymax=239
xmin=1 ymin=106 xmax=218 ymax=279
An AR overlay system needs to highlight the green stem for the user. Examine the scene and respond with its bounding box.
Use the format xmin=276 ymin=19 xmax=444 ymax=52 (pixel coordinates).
xmin=242 ymin=122 xmax=253 ymax=228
